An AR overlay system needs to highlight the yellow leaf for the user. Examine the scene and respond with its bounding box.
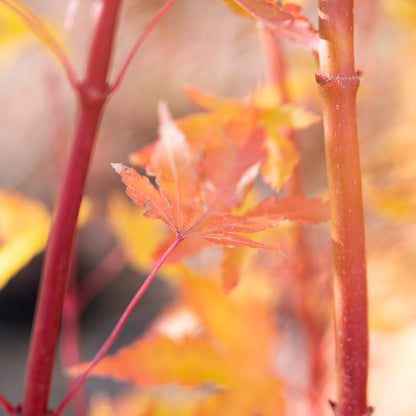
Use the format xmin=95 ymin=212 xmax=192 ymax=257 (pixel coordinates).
xmin=262 ymin=133 xmax=300 ymax=190
xmin=0 ymin=2 xmax=28 ymax=62
xmin=382 ymin=0 xmax=416 ymax=28
xmin=107 ymin=192 xmax=170 ymax=272
xmin=368 ymin=226 xmax=416 ymax=331
xmin=370 ymin=187 xmax=416 ymax=222
xmin=78 ymin=196 xmax=93 ymax=226
xmin=181 ymin=85 xmax=318 ymax=191
xmin=219 ymin=0 xmax=251 ymax=17
xmin=221 ymin=246 xmax=252 ymax=291
xmin=0 ymin=1 xmax=74 ymax=80
xmin=0 ymin=192 xmax=91 ymax=290
xmin=220 ymin=0 xmax=311 ymax=17
xmin=0 ymin=191 xmax=50 ymax=290
xmin=256 ymin=87 xmax=320 ymax=128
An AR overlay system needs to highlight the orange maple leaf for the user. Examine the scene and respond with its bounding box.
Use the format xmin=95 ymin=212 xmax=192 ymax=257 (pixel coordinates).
xmin=132 ymin=86 xmax=319 ymax=191
xmin=74 ymin=274 xmax=285 ymax=416
xmin=177 ymin=85 xmax=318 ymax=191
xmin=113 ymin=102 xmax=328 ymax=253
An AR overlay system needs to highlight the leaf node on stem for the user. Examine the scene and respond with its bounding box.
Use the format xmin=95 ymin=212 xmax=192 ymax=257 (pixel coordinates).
xmin=315 ymin=70 xmax=363 ymax=86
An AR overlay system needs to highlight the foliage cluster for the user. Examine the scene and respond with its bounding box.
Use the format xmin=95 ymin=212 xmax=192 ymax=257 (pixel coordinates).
xmin=1 ymin=1 xmax=416 ymax=416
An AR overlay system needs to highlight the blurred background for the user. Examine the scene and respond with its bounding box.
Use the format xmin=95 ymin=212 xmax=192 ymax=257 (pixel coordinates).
xmin=1 ymin=0 xmax=416 ymax=415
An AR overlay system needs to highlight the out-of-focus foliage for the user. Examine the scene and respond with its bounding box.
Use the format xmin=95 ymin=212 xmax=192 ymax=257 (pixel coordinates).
xmin=361 ymin=2 xmax=416 ymax=336
xmin=221 ymin=0 xmax=319 ymax=51
xmin=85 ymin=86 xmax=329 ymax=414
xmin=381 ymin=0 xmax=416 ymax=28
xmin=2 ymin=1 xmax=416 ymax=415
xmin=354 ymin=3 xmax=416 ymax=413
xmin=88 ymin=390 xmax=204 ymax=416
xmin=0 ymin=0 xmax=71 ymax=75
xmin=0 ymin=2 xmax=28 ymax=60
xmin=365 ymin=52 xmax=416 ymax=333
xmin=0 ymin=192 xmax=90 ymax=290
xmin=0 ymin=191 xmax=50 ymax=290
xmin=180 ymin=85 xmax=319 ymax=191
xmin=74 ymin=273 xmax=285 ymax=416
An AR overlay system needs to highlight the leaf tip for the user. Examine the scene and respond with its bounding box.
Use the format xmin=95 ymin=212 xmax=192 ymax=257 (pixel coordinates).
xmin=111 ymin=162 xmax=126 ymax=174
xmin=157 ymin=100 xmax=171 ymax=123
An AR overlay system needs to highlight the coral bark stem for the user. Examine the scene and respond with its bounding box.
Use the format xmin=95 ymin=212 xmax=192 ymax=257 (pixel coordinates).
xmin=317 ymin=1 xmax=369 ymax=415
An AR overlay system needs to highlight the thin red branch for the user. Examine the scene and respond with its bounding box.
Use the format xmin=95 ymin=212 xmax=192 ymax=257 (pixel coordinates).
xmin=317 ymin=1 xmax=369 ymax=415
xmin=110 ymin=0 xmax=180 ymax=92
xmin=59 ymin=246 xmax=125 ymax=416
xmin=75 ymin=244 xmax=127 ymax=312
xmin=54 ymin=236 xmax=182 ymax=416
xmin=21 ymin=2 xmax=122 ymax=415
xmin=0 ymin=392 xmax=14 ymax=416
xmin=60 ymin=289 xmax=87 ymax=416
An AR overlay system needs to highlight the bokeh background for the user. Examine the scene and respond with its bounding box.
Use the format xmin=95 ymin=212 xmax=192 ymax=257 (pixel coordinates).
xmin=1 ymin=0 xmax=416 ymax=415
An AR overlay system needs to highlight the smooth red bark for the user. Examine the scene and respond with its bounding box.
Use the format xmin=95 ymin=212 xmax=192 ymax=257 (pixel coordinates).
xmin=317 ymin=1 xmax=369 ymax=415
xmin=22 ymin=2 xmax=121 ymax=415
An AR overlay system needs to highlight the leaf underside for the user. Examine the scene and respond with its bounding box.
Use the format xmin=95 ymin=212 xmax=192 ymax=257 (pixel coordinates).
xmin=223 ymin=0 xmax=319 ymax=52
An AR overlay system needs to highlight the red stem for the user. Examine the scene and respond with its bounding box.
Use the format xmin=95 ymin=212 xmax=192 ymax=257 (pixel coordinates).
xmin=110 ymin=0 xmax=180 ymax=92
xmin=75 ymin=244 xmax=127 ymax=312
xmin=58 ymin=245 xmax=126 ymax=416
xmin=317 ymin=1 xmax=369 ymax=415
xmin=60 ymin=288 xmax=87 ymax=416
xmin=0 ymin=392 xmax=14 ymax=416
xmin=54 ymin=236 xmax=182 ymax=416
xmin=22 ymin=2 xmax=121 ymax=415
xmin=58 ymin=247 xmax=126 ymax=416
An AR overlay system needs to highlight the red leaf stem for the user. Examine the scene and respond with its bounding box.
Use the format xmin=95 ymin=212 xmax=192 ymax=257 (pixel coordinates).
xmin=74 ymin=244 xmax=127 ymax=313
xmin=60 ymin=289 xmax=87 ymax=416
xmin=0 ymin=392 xmax=14 ymax=416
xmin=21 ymin=2 xmax=122 ymax=415
xmin=59 ymin=247 xmax=125 ymax=416
xmin=110 ymin=0 xmax=180 ymax=92
xmin=53 ymin=236 xmax=182 ymax=416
